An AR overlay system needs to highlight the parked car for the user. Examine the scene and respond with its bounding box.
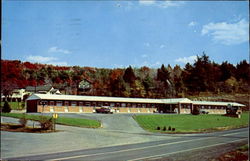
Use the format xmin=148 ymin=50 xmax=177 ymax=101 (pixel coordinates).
xmin=95 ymin=107 xmax=113 ymax=114
xmin=201 ymin=110 xmax=209 ymax=114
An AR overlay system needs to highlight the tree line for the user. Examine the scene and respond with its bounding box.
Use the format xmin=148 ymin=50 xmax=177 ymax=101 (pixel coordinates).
xmin=1 ymin=53 xmax=249 ymax=98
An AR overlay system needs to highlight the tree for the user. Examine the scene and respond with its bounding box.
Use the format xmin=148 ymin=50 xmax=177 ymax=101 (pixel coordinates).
xmin=131 ymin=80 xmax=146 ymax=97
xmin=1 ymin=81 xmax=18 ymax=101
xmin=157 ymin=64 xmax=170 ymax=83
xmin=123 ymin=66 xmax=136 ymax=84
xmin=156 ymin=64 xmax=172 ymax=97
xmin=173 ymin=65 xmax=184 ymax=96
xmin=224 ymin=76 xmax=239 ymax=93
xmin=183 ymin=53 xmax=215 ymax=92
xmin=2 ymin=101 xmax=11 ymax=113
xmin=220 ymin=61 xmax=236 ymax=81
xmin=236 ymin=60 xmax=250 ymax=83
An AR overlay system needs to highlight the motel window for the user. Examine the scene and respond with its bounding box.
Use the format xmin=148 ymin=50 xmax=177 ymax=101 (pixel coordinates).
xmin=56 ymin=101 xmax=63 ymax=106
xmin=104 ymin=102 xmax=109 ymax=106
xmin=208 ymin=106 xmax=211 ymax=109
xmin=142 ymin=104 xmax=146 ymax=108
xmin=127 ymin=103 xmax=131 ymax=107
xmin=187 ymin=105 xmax=190 ymax=108
xmin=71 ymin=101 xmax=77 ymax=106
xmin=116 ymin=103 xmax=120 ymax=107
xmin=79 ymin=102 xmax=83 ymax=106
xmin=92 ymin=102 xmax=96 ymax=107
xmin=110 ymin=103 xmax=115 ymax=107
xmin=201 ymin=106 xmax=204 ymax=109
xmin=65 ymin=101 xmax=69 ymax=106
xmin=121 ymin=103 xmax=126 ymax=107
xmin=40 ymin=101 xmax=48 ymax=105
xmin=137 ymin=104 xmax=141 ymax=108
xmin=132 ymin=104 xmax=136 ymax=108
xmin=49 ymin=101 xmax=55 ymax=106
xmin=151 ymin=104 xmax=155 ymax=108
xmin=85 ymin=102 xmax=91 ymax=106
xmin=97 ymin=102 xmax=103 ymax=107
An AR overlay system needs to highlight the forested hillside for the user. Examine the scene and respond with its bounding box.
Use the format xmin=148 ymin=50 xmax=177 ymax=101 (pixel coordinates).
xmin=1 ymin=54 xmax=250 ymax=99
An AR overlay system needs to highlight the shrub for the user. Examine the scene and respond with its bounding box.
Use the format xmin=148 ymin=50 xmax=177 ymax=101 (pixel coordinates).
xmin=163 ymin=126 xmax=167 ymax=131
xmin=172 ymin=128 xmax=176 ymax=131
xmin=39 ymin=116 xmax=53 ymax=130
xmin=21 ymin=102 xmax=25 ymax=110
xmin=168 ymin=126 xmax=172 ymax=131
xmin=2 ymin=101 xmax=11 ymax=113
xmin=156 ymin=126 xmax=161 ymax=130
xmin=19 ymin=114 xmax=27 ymax=127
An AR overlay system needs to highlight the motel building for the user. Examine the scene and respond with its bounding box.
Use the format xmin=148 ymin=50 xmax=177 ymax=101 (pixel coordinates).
xmin=26 ymin=94 xmax=245 ymax=114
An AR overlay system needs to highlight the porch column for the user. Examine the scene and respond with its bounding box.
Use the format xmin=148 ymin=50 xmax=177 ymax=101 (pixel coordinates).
xmin=190 ymin=103 xmax=193 ymax=114
xmin=178 ymin=103 xmax=181 ymax=114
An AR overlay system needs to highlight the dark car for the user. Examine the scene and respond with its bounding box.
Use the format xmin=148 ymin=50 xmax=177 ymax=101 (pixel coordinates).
xmin=95 ymin=107 xmax=113 ymax=114
xmin=201 ymin=110 xmax=209 ymax=114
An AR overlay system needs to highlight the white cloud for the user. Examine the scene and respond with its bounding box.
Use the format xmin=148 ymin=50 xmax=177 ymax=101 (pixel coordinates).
xmin=137 ymin=61 xmax=162 ymax=68
xmin=175 ymin=55 xmax=197 ymax=64
xmin=159 ymin=1 xmax=185 ymax=8
xmin=201 ymin=19 xmax=249 ymax=45
xmin=139 ymin=0 xmax=184 ymax=8
xmin=141 ymin=54 xmax=148 ymax=58
xmin=26 ymin=55 xmax=57 ymax=63
xmin=139 ymin=0 xmax=155 ymax=5
xmin=188 ymin=21 xmax=197 ymax=27
xmin=160 ymin=44 xmax=165 ymax=48
xmin=48 ymin=46 xmax=71 ymax=54
xmin=26 ymin=55 xmax=68 ymax=66
xmin=48 ymin=61 xmax=68 ymax=66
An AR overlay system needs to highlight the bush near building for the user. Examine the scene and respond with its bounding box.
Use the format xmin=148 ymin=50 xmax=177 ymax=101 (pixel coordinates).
xmin=2 ymin=101 xmax=11 ymax=113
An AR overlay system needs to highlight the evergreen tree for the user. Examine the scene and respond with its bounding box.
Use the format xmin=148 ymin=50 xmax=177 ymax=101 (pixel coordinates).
xmin=123 ymin=66 xmax=136 ymax=84
xmin=2 ymin=101 xmax=11 ymax=113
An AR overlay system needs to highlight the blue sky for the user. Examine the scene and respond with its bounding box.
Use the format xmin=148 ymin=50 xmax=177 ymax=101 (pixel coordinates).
xmin=2 ymin=0 xmax=249 ymax=68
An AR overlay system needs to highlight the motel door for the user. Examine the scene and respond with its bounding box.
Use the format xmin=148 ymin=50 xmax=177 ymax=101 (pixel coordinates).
xmin=27 ymin=100 xmax=38 ymax=112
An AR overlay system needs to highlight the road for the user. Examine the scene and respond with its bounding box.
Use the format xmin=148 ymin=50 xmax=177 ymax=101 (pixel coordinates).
xmin=5 ymin=127 xmax=248 ymax=161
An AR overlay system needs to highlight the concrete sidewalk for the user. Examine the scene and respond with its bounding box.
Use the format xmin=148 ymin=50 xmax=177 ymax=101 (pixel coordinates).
xmin=1 ymin=115 xmax=173 ymax=158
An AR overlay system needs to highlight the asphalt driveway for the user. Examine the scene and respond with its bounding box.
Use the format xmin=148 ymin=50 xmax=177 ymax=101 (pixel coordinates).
xmin=1 ymin=113 xmax=173 ymax=158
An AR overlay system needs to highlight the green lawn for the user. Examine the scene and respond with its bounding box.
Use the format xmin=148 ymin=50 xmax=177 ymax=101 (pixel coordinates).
xmin=134 ymin=113 xmax=249 ymax=133
xmin=1 ymin=113 xmax=101 ymax=128
xmin=0 ymin=102 xmax=25 ymax=110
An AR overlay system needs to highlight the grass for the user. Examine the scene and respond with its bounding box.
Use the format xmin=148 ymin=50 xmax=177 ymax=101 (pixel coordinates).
xmin=0 ymin=101 xmax=25 ymax=110
xmin=238 ymin=144 xmax=248 ymax=151
xmin=134 ymin=112 xmax=249 ymax=133
xmin=1 ymin=113 xmax=101 ymax=128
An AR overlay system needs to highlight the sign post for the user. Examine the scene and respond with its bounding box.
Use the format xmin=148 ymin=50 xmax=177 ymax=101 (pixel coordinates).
xmin=52 ymin=113 xmax=58 ymax=131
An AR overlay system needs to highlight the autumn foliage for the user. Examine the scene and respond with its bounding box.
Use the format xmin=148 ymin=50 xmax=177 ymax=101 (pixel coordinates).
xmin=1 ymin=53 xmax=250 ymax=99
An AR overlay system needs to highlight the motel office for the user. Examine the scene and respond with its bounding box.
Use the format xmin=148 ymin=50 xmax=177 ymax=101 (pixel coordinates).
xmin=26 ymin=94 xmax=244 ymax=114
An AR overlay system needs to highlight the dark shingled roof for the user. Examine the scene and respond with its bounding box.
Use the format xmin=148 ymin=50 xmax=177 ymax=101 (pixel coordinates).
xmin=25 ymin=86 xmax=53 ymax=92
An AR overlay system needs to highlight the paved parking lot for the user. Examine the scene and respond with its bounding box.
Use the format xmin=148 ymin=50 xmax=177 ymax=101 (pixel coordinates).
xmin=1 ymin=113 xmax=174 ymax=158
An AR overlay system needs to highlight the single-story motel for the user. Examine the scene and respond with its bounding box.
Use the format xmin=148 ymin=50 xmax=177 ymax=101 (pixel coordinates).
xmin=26 ymin=94 xmax=245 ymax=114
